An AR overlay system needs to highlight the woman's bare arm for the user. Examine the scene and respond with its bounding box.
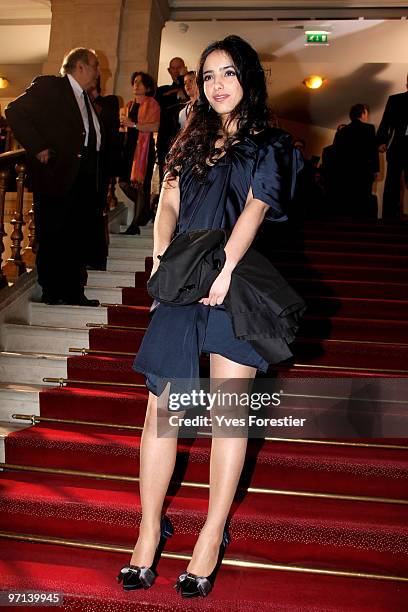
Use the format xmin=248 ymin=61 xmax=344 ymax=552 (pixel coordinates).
xmin=120 ymin=117 xmax=159 ymax=132
xmin=223 ymin=188 xmax=269 ymax=273
xmin=199 ymin=188 xmax=269 ymax=306
xmin=151 ymin=175 xmax=180 ymax=277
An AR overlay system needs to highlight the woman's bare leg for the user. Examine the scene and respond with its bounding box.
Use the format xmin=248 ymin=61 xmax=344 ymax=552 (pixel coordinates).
xmin=186 ymin=354 xmax=256 ymax=576
xmin=130 ymin=390 xmax=179 ymax=566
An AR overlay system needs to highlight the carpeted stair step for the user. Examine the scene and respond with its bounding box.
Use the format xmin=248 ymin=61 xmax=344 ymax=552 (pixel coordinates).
xmin=88 ymin=326 xmax=145 ymax=352
xmin=143 ymin=256 xmax=408 ymax=283
xmin=39 ymin=386 xmax=148 ymax=426
xmin=304 ymin=296 xmax=408 ymax=320
xmin=302 ymin=220 xmax=408 ymax=233
xmin=301 ymin=229 xmax=408 ymax=243
xmin=293 ymin=337 xmax=408 ymax=371
xmin=277 ymin=263 xmax=408 ymax=283
xmin=114 ymin=291 xmax=408 ymax=328
xmin=75 ymin=333 xmax=408 ymax=375
xmin=291 ymin=279 xmax=408 ymax=300
xmin=67 ymin=355 xmax=144 ymax=385
xmin=292 ymin=239 xmax=408 ymax=255
xmin=85 ymin=326 xmax=408 ymax=372
xmin=107 ymin=304 xmax=150 ymax=327
xmin=104 ymin=305 xmax=408 ymax=345
xmin=124 ymin=278 xmax=408 ymax=303
xmin=1 ymin=540 xmax=406 ymax=612
xmin=1 ymin=471 xmax=407 ymax=576
xmin=299 ymin=315 xmax=408 ymax=343
xmin=5 ymin=424 xmax=408 ymax=500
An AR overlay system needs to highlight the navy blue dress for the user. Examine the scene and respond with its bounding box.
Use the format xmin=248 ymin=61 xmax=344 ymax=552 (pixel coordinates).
xmin=133 ymin=128 xmax=300 ymax=397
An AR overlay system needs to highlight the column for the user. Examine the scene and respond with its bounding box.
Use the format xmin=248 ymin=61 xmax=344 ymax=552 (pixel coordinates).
xmin=43 ymin=0 xmax=169 ymax=97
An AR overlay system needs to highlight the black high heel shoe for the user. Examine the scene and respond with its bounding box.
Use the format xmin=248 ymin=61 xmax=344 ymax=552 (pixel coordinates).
xmin=121 ymin=223 xmax=140 ymax=235
xmin=117 ymin=515 xmax=173 ymax=590
xmin=174 ymin=526 xmax=230 ymax=598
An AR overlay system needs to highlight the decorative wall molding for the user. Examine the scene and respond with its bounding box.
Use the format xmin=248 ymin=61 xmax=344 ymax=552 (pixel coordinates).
xmin=169 ymin=0 xmax=408 ymax=20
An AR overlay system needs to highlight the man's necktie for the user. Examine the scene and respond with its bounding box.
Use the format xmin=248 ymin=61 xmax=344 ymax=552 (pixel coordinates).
xmin=82 ymin=90 xmax=97 ymax=151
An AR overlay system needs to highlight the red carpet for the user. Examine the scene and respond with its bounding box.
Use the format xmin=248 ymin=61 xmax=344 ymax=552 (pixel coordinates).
xmin=1 ymin=540 xmax=406 ymax=612
xmin=1 ymin=220 xmax=408 ymax=610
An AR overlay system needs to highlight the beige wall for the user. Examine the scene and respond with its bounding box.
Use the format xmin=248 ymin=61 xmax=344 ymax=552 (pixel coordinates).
xmin=43 ymin=0 xmax=124 ymax=94
xmin=0 ymin=64 xmax=43 ymax=112
xmin=159 ymin=19 xmax=408 ymax=156
xmin=2 ymin=10 xmax=407 ymax=162
xmin=115 ymin=0 xmax=169 ymax=103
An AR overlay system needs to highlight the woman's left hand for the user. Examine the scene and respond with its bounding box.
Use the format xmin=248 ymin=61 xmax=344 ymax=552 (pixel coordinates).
xmin=121 ymin=116 xmax=136 ymax=128
xmin=199 ymin=270 xmax=232 ymax=306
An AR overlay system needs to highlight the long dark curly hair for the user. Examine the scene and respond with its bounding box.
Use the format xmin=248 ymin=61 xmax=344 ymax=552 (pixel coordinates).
xmin=166 ymin=35 xmax=270 ymax=182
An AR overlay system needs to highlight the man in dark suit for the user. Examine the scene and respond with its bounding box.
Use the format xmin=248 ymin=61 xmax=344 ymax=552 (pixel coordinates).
xmin=155 ymin=57 xmax=187 ymax=184
xmin=377 ymin=77 xmax=408 ymax=219
xmin=88 ymin=78 xmax=121 ymax=271
xmin=332 ymin=104 xmax=379 ymax=218
xmin=5 ymin=47 xmax=102 ymax=305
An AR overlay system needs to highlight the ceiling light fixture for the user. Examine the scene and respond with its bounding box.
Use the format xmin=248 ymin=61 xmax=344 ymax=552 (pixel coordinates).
xmin=303 ymin=75 xmax=325 ymax=90
xmin=0 ymin=77 xmax=9 ymax=89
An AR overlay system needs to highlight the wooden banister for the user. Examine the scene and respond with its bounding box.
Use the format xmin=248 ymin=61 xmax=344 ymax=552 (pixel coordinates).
xmin=0 ymin=150 xmax=28 ymax=281
xmin=3 ymin=162 xmax=27 ymax=279
xmin=0 ymin=168 xmax=9 ymax=289
xmin=0 ymin=148 xmax=26 ymax=163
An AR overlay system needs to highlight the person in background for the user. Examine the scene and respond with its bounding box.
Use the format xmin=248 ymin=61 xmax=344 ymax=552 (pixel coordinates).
xmin=293 ymin=138 xmax=306 ymax=155
xmin=292 ymin=138 xmax=325 ymax=219
xmin=155 ymin=57 xmax=187 ymax=183
xmin=86 ymin=77 xmax=120 ymax=270
xmin=320 ymin=124 xmax=347 ymax=215
xmin=0 ymin=104 xmax=8 ymax=153
xmin=377 ymin=75 xmax=408 ymax=219
xmin=178 ymin=71 xmax=199 ymax=129
xmin=334 ymin=103 xmax=379 ymax=218
xmin=119 ymin=71 xmax=160 ymax=235
xmin=5 ymin=47 xmax=102 ymax=306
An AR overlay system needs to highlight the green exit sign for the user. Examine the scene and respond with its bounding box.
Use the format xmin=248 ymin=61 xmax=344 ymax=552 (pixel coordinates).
xmin=305 ymin=32 xmax=329 ymax=45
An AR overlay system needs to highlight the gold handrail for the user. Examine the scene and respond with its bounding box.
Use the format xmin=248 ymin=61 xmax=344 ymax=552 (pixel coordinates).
xmin=0 ymin=531 xmax=407 ymax=582
xmin=12 ymin=414 xmax=408 ymax=450
xmin=1 ymin=462 xmax=407 ymax=505
xmin=0 ymin=148 xmax=26 ymax=163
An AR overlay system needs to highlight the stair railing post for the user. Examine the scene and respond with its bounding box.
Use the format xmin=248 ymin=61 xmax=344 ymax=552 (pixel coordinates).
xmin=3 ymin=161 xmax=27 ymax=280
xmin=5 ymin=126 xmax=13 ymax=153
xmin=22 ymin=196 xmax=37 ymax=267
xmin=0 ymin=168 xmax=9 ymax=289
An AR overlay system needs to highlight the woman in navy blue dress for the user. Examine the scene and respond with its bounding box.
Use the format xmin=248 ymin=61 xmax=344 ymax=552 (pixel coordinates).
xmin=118 ymin=35 xmax=301 ymax=598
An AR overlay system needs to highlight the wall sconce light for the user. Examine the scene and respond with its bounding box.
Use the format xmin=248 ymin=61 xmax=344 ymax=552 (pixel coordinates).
xmin=0 ymin=77 xmax=9 ymax=89
xmin=303 ymin=75 xmax=325 ymax=90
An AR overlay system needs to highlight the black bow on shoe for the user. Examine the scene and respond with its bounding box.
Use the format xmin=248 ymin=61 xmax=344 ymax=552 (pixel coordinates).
xmin=174 ymin=525 xmax=230 ymax=598
xmin=117 ymin=565 xmax=156 ymax=590
xmin=117 ymin=515 xmax=174 ymax=591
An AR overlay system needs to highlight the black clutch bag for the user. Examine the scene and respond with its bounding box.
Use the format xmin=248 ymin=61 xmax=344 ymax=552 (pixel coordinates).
xmin=147 ymin=229 xmax=227 ymax=305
